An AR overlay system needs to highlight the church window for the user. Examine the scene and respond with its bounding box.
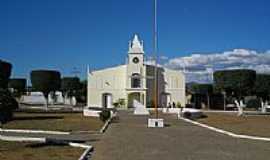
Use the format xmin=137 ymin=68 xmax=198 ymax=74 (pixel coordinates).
xmin=131 ymin=73 xmax=141 ymax=88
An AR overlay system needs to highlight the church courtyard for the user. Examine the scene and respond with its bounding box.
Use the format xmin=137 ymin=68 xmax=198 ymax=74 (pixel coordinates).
xmin=92 ymin=111 xmax=270 ymax=160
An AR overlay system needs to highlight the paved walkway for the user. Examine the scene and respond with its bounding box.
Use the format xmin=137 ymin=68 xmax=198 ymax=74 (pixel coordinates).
xmin=92 ymin=111 xmax=270 ymax=160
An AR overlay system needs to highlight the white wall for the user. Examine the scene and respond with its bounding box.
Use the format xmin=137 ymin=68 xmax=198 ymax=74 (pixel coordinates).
xmin=87 ymin=63 xmax=185 ymax=109
xmin=163 ymin=68 xmax=186 ymax=107
xmin=145 ymin=65 xmax=186 ymax=107
xmin=88 ymin=65 xmax=127 ymax=108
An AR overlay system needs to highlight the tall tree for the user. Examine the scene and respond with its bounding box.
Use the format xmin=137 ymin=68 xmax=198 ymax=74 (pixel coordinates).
xmin=31 ymin=70 xmax=61 ymax=109
xmin=214 ymin=69 xmax=256 ymax=98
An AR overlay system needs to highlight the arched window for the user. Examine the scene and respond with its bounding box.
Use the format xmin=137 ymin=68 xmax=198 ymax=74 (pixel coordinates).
xmin=131 ymin=73 xmax=141 ymax=88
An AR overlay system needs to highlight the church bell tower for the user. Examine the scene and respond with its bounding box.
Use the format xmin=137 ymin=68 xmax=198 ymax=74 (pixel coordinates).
xmin=127 ymin=34 xmax=145 ymax=89
xmin=128 ymin=34 xmax=144 ymax=65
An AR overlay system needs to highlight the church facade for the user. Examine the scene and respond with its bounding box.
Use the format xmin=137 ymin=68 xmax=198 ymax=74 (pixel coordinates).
xmin=87 ymin=35 xmax=185 ymax=109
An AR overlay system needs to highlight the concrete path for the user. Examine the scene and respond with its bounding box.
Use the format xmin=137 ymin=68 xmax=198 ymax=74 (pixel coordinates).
xmin=92 ymin=111 xmax=270 ymax=160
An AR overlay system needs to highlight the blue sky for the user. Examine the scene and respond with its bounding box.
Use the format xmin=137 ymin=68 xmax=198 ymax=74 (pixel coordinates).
xmin=1 ymin=0 xmax=270 ymax=81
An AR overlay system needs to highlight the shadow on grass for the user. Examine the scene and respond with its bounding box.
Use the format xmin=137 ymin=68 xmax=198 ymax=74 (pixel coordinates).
xmin=26 ymin=142 xmax=66 ymax=148
xmin=12 ymin=116 xmax=64 ymax=121
xmin=26 ymin=138 xmax=100 ymax=148
xmin=164 ymin=123 xmax=171 ymax=127
xmin=199 ymin=114 xmax=208 ymax=119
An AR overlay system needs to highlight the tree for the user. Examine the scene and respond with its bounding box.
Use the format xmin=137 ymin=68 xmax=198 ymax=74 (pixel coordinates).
xmin=0 ymin=60 xmax=12 ymax=89
xmin=8 ymin=78 xmax=26 ymax=98
xmin=0 ymin=60 xmax=18 ymax=123
xmin=191 ymin=84 xmax=213 ymax=95
xmin=30 ymin=70 xmax=61 ymax=109
xmin=0 ymin=89 xmax=18 ymax=124
xmin=78 ymin=80 xmax=87 ymax=104
xmin=61 ymin=77 xmax=80 ymax=103
xmin=191 ymin=83 xmax=213 ymax=109
xmin=214 ymin=69 xmax=256 ymax=98
xmin=255 ymin=74 xmax=270 ymax=100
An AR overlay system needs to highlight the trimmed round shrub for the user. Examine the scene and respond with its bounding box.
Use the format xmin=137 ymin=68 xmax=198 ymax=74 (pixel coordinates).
xmin=0 ymin=89 xmax=18 ymax=123
xmin=8 ymin=78 xmax=26 ymax=97
xmin=214 ymin=69 xmax=256 ymax=97
xmin=30 ymin=70 xmax=61 ymax=98
xmin=99 ymin=109 xmax=111 ymax=122
xmin=0 ymin=60 xmax=12 ymax=89
xmin=61 ymin=77 xmax=80 ymax=97
xmin=246 ymin=99 xmax=261 ymax=109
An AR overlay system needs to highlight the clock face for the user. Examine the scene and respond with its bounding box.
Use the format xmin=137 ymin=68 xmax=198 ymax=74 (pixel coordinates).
xmin=132 ymin=57 xmax=139 ymax=64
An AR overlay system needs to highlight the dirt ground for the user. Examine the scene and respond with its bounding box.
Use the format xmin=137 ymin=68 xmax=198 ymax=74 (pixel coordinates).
xmin=2 ymin=112 xmax=103 ymax=132
xmin=197 ymin=112 xmax=270 ymax=137
xmin=0 ymin=141 xmax=84 ymax=160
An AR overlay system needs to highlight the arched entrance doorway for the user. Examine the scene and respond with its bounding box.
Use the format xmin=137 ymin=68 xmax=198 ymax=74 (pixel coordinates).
xmin=102 ymin=93 xmax=113 ymax=108
xmin=128 ymin=92 xmax=144 ymax=108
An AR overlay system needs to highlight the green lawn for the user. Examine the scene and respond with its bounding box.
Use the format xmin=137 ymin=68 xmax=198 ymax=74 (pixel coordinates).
xmin=197 ymin=112 xmax=270 ymax=137
xmin=0 ymin=141 xmax=84 ymax=160
xmin=2 ymin=112 xmax=103 ymax=132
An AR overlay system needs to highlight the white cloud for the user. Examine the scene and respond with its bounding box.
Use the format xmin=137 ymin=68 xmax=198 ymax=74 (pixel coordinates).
xmin=164 ymin=49 xmax=270 ymax=83
xmin=160 ymin=56 xmax=169 ymax=60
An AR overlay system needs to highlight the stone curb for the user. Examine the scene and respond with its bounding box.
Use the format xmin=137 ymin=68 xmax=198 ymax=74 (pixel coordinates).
xmin=0 ymin=128 xmax=70 ymax=135
xmin=99 ymin=117 xmax=112 ymax=133
xmin=69 ymin=143 xmax=93 ymax=160
xmin=0 ymin=134 xmax=46 ymax=142
xmin=99 ymin=111 xmax=118 ymax=134
xmin=180 ymin=117 xmax=270 ymax=142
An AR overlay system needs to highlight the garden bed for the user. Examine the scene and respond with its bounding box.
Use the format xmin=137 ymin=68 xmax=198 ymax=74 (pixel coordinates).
xmin=2 ymin=112 xmax=103 ymax=132
xmin=0 ymin=141 xmax=84 ymax=160
xmin=197 ymin=112 xmax=270 ymax=137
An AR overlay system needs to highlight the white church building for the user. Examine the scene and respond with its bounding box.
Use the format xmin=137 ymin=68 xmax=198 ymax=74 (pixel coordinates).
xmin=87 ymin=34 xmax=185 ymax=109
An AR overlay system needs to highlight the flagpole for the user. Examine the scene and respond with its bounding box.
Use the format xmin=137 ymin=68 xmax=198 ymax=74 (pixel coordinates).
xmin=87 ymin=65 xmax=89 ymax=107
xmin=154 ymin=0 xmax=158 ymax=118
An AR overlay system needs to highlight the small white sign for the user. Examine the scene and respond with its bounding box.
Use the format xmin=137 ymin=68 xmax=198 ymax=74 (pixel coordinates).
xmin=148 ymin=118 xmax=164 ymax=128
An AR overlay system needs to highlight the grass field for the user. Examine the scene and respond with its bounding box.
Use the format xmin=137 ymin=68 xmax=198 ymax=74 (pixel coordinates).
xmin=197 ymin=112 xmax=270 ymax=137
xmin=2 ymin=112 xmax=103 ymax=132
xmin=0 ymin=141 xmax=84 ymax=160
